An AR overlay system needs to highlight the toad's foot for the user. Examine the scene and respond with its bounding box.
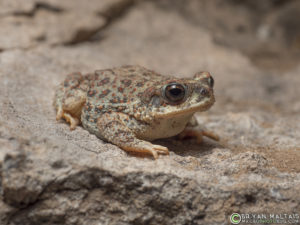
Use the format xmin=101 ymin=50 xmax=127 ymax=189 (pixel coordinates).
xmin=122 ymin=142 xmax=169 ymax=159
xmin=178 ymin=127 xmax=219 ymax=144
xmin=55 ymin=89 xmax=86 ymax=130
xmin=97 ymin=112 xmax=169 ymax=159
xmin=56 ymin=106 xmax=80 ymax=130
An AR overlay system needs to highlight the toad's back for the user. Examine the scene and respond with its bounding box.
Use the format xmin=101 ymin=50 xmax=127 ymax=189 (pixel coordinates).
xmin=86 ymin=65 xmax=167 ymax=104
xmin=54 ymin=65 xmax=165 ymax=111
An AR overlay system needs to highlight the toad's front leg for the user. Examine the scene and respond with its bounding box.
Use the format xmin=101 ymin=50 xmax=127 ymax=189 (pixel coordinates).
xmin=97 ymin=112 xmax=169 ymax=159
xmin=177 ymin=115 xmax=219 ymax=144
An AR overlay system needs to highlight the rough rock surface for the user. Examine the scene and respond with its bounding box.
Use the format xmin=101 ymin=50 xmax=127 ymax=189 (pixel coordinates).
xmin=153 ymin=0 xmax=300 ymax=71
xmin=0 ymin=0 xmax=300 ymax=225
xmin=0 ymin=0 xmax=134 ymax=49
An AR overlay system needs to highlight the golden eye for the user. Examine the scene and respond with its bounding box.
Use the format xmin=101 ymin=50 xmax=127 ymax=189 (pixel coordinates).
xmin=163 ymin=83 xmax=186 ymax=104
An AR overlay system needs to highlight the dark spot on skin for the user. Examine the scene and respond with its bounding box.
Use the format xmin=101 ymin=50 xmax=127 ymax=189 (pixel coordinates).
xmin=97 ymin=77 xmax=110 ymax=86
xmin=110 ymin=97 xmax=121 ymax=104
xmin=126 ymin=137 xmax=135 ymax=143
xmin=116 ymin=129 xmax=134 ymax=142
xmin=86 ymin=74 xmax=95 ymax=81
xmin=116 ymin=106 xmax=126 ymax=111
xmin=121 ymin=79 xmax=132 ymax=87
xmin=118 ymin=87 xmax=124 ymax=93
xmin=98 ymin=89 xmax=111 ymax=98
xmin=137 ymin=103 xmax=144 ymax=108
xmin=128 ymin=121 xmax=135 ymax=127
xmin=122 ymin=97 xmax=128 ymax=103
xmin=95 ymin=106 xmax=104 ymax=113
xmin=106 ymin=106 xmax=114 ymax=112
xmin=96 ymin=105 xmax=104 ymax=112
xmin=85 ymin=102 xmax=92 ymax=112
xmin=102 ymin=77 xmax=110 ymax=84
xmin=88 ymin=90 xmax=97 ymax=97
xmin=104 ymin=120 xmax=120 ymax=129
xmin=85 ymin=114 xmax=90 ymax=121
xmin=136 ymin=82 xmax=144 ymax=87
xmin=63 ymin=76 xmax=81 ymax=88
xmin=143 ymin=72 xmax=153 ymax=77
xmin=127 ymin=74 xmax=136 ymax=79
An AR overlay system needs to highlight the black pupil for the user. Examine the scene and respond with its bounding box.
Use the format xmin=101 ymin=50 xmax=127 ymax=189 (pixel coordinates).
xmin=169 ymin=87 xmax=182 ymax=96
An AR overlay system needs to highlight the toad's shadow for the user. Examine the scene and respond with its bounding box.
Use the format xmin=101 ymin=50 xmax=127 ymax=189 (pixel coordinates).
xmin=153 ymin=137 xmax=222 ymax=158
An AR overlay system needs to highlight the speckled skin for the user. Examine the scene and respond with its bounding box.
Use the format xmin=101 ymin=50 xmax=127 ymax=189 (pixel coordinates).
xmin=54 ymin=65 xmax=218 ymax=159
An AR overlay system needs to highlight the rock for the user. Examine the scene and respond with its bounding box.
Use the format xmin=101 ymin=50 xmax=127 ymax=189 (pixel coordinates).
xmin=151 ymin=0 xmax=300 ymax=71
xmin=0 ymin=0 xmax=36 ymax=16
xmin=0 ymin=1 xmax=299 ymax=225
xmin=0 ymin=0 xmax=133 ymax=49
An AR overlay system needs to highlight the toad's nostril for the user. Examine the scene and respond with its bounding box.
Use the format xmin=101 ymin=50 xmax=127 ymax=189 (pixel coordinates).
xmin=200 ymin=87 xmax=209 ymax=96
xmin=195 ymin=86 xmax=209 ymax=96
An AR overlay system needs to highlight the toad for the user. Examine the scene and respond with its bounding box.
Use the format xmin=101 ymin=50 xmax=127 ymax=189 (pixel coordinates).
xmin=54 ymin=65 xmax=218 ymax=159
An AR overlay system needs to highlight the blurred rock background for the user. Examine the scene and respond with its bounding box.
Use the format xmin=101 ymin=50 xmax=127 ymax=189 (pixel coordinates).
xmin=0 ymin=0 xmax=299 ymax=224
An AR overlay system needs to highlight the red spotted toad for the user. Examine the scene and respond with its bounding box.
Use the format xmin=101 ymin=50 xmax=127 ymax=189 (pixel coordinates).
xmin=54 ymin=65 xmax=218 ymax=159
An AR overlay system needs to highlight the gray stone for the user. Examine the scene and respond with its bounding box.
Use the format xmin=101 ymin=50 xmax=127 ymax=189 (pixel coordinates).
xmin=0 ymin=0 xmax=133 ymax=49
xmin=0 ymin=0 xmax=35 ymax=16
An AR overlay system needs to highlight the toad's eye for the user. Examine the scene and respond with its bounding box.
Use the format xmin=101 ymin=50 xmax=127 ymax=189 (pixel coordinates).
xmin=163 ymin=83 xmax=186 ymax=104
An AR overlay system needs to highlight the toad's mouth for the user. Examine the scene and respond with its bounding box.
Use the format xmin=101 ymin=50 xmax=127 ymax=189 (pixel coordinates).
xmin=153 ymin=95 xmax=215 ymax=119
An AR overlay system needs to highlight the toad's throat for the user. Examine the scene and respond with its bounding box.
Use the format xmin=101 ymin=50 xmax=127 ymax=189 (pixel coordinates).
xmin=137 ymin=113 xmax=195 ymax=141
